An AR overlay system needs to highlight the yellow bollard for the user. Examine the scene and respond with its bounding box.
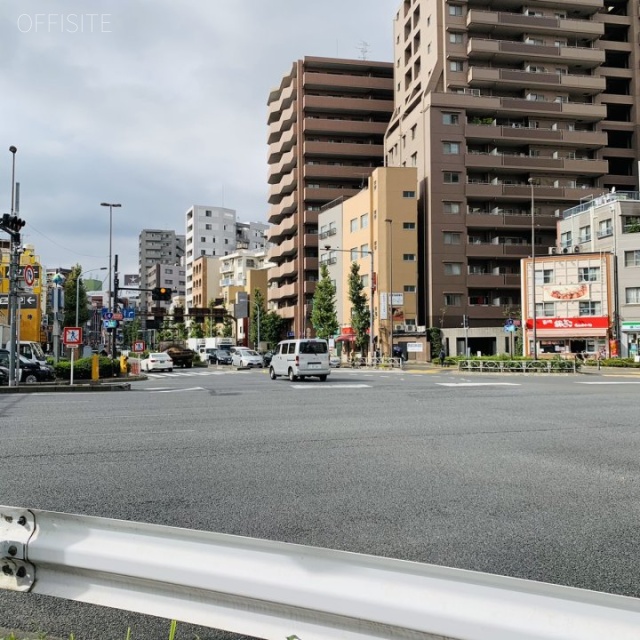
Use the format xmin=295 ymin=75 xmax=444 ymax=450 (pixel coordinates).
xmin=92 ymin=354 xmax=100 ymax=381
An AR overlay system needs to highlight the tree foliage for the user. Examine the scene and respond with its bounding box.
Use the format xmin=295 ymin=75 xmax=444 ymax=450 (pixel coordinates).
xmin=249 ymin=288 xmax=267 ymax=348
xmin=63 ymin=264 xmax=89 ymax=328
xmin=311 ymin=264 xmax=339 ymax=340
xmin=348 ymin=262 xmax=370 ymax=353
xmin=261 ymin=311 xmax=284 ymax=347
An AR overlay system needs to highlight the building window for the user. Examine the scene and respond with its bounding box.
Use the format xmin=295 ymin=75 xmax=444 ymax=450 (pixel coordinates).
xmin=626 ymin=287 xmax=640 ymax=304
xmin=579 ymin=225 xmax=591 ymax=243
xmin=403 ymin=190 xmax=416 ymax=198
xmin=360 ymin=244 xmax=370 ymax=257
xmin=205 ymin=210 xmax=212 ymax=217
xmin=444 ymin=263 xmax=462 ymax=275
xmin=625 ymin=250 xmax=640 ymax=267
xmin=443 ymin=201 xmax=461 ymax=214
xmin=205 ymin=224 xmax=212 ymax=230
xmin=578 ymin=267 xmax=600 ymax=282
xmin=403 ymin=222 xmax=416 ymax=229
xmin=443 ymin=172 xmax=461 ymax=183
xmin=535 ymin=302 xmax=555 ymax=317
xmin=445 ymin=293 xmax=462 ymax=306
xmin=579 ymin=301 xmax=601 ymax=315
xmin=350 ymin=218 xmax=358 ymax=232
xmin=444 ymin=232 xmax=461 ymax=244
xmin=360 ymin=213 xmax=369 ymax=228
xmin=449 ymin=60 xmax=464 ymax=72
xmin=560 ymin=231 xmax=572 ymax=247
xmin=442 ymin=113 xmax=459 ymax=125
xmin=449 ymin=33 xmax=463 ymax=44
xmin=403 ymin=254 xmax=416 ymax=262
xmin=535 ymin=269 xmax=554 ymax=284
xmin=448 ymin=5 xmax=463 ymax=16
xmin=200 ymin=237 xmax=206 ymax=242
xmin=598 ymin=219 xmax=613 ymax=237
xmin=361 ymin=274 xmax=369 ymax=287
xmin=410 ymin=124 xmax=417 ymax=139
xmin=410 ymin=152 xmax=418 ymax=166
xmin=404 ymin=285 xmax=416 ymax=292
xmin=443 ymin=141 xmax=461 ymax=154
xmin=350 ymin=248 xmax=358 ymax=261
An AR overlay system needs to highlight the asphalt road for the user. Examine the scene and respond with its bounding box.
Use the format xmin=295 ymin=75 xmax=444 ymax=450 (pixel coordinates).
xmin=1 ymin=365 xmax=640 ymax=639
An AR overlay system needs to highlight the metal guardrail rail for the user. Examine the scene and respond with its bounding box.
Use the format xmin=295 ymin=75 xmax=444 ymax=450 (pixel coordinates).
xmin=3 ymin=505 xmax=640 ymax=639
xmin=458 ymin=359 xmax=578 ymax=373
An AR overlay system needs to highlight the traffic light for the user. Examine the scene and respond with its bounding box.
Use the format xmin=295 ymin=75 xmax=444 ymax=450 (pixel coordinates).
xmin=0 ymin=213 xmax=26 ymax=240
xmin=173 ymin=307 xmax=184 ymax=323
xmin=151 ymin=287 xmax=172 ymax=301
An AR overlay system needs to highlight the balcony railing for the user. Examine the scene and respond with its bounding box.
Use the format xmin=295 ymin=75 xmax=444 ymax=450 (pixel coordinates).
xmin=319 ymin=227 xmax=337 ymax=240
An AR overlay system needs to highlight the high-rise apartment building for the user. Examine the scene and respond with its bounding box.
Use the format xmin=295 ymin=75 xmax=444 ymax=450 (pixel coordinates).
xmin=386 ymin=0 xmax=639 ymax=352
xmin=266 ymin=56 xmax=394 ymax=338
xmin=184 ymin=205 xmax=267 ymax=309
xmin=138 ymin=229 xmax=185 ymax=301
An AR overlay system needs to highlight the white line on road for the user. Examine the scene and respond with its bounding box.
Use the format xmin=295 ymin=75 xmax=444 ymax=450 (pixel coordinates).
xmin=291 ymin=384 xmax=371 ymax=389
xmin=436 ymin=382 xmax=520 ymax=387
xmin=576 ymin=381 xmax=640 ymax=385
xmin=149 ymin=387 xmax=206 ymax=393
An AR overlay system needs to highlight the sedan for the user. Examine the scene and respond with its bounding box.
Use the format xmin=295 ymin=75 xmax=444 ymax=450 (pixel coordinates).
xmin=231 ymin=349 xmax=264 ymax=368
xmin=0 ymin=351 xmax=50 ymax=384
xmin=330 ymin=355 xmax=341 ymax=368
xmin=210 ymin=349 xmax=232 ymax=365
xmin=141 ymin=353 xmax=174 ymax=372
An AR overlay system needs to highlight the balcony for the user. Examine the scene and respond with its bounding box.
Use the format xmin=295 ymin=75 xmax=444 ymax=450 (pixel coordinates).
xmin=268 ymin=170 xmax=298 ymax=203
xmin=303 ymin=117 xmax=388 ymax=137
xmin=467 ymin=273 xmax=521 ymax=287
xmin=304 ymin=164 xmax=376 ymax=180
xmin=303 ymin=140 xmax=385 ymax=159
xmin=466 ymin=181 xmax=606 ymax=202
xmin=267 ymin=127 xmax=296 ymax=163
xmin=303 ymin=95 xmax=392 ymax=115
xmin=276 ymin=282 xmax=298 ymax=300
xmin=267 ymin=103 xmax=296 ymax=144
xmin=467 ymin=240 xmax=533 ymax=257
xmin=267 ymin=147 xmax=297 ymax=185
xmin=466 ymin=210 xmax=559 ymax=229
xmin=304 ymin=280 xmax=317 ymax=296
xmin=467 ymin=38 xmax=604 ymax=68
xmin=267 ymin=81 xmax=295 ymax=122
xmin=303 ymin=71 xmax=392 ymax=92
xmin=464 ymin=123 xmax=607 ymax=149
xmin=304 ymin=257 xmax=319 ymax=271
xmin=465 ymin=152 xmax=608 ymax=175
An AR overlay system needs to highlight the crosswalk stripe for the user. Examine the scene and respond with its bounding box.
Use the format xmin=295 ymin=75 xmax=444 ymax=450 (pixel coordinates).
xmin=437 ymin=382 xmax=520 ymax=387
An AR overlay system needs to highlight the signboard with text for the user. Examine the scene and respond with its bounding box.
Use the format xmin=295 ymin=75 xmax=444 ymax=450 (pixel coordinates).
xmin=525 ymin=317 xmax=609 ymax=330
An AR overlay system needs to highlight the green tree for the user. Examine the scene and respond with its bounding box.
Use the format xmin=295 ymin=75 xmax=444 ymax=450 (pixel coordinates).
xmin=249 ymin=289 xmax=267 ymax=349
xmin=122 ymin=318 xmax=141 ymax=349
xmin=261 ymin=310 xmax=284 ymax=347
xmin=348 ymin=261 xmax=370 ymax=354
xmin=311 ymin=264 xmax=339 ymax=340
xmin=189 ymin=322 xmax=204 ymax=339
xmin=222 ymin=317 xmax=234 ymax=338
xmin=63 ymin=264 xmax=89 ymax=327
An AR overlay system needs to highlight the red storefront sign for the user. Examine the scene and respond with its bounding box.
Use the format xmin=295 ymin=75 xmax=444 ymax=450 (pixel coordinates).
xmin=525 ymin=317 xmax=610 ymax=330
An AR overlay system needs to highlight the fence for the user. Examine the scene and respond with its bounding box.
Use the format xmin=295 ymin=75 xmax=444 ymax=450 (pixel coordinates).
xmin=3 ymin=505 xmax=640 ymax=639
xmin=458 ymin=359 xmax=578 ymax=373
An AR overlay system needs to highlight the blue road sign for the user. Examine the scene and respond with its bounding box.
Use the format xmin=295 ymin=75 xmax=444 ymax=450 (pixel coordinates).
xmin=123 ymin=307 xmax=135 ymax=320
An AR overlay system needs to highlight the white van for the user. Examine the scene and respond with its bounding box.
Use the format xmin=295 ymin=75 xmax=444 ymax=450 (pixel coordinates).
xmin=269 ymin=339 xmax=331 ymax=381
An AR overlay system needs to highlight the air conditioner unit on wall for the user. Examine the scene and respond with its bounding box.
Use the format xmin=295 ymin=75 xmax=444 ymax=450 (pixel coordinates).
xmin=549 ymin=247 xmax=559 ymax=255
xmin=394 ymin=324 xmax=405 ymax=332
xmin=573 ymin=245 xmax=581 ymax=253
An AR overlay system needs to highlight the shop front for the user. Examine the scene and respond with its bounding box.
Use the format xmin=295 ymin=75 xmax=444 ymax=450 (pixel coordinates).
xmin=525 ymin=317 xmax=610 ymax=357
xmin=622 ymin=321 xmax=640 ymax=360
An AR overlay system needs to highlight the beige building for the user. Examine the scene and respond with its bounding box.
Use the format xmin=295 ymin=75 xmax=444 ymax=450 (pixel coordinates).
xmin=320 ymin=167 xmax=423 ymax=358
xmin=267 ymin=56 xmax=394 ymax=339
xmin=385 ymin=0 xmax=640 ymax=353
xmin=190 ymin=255 xmax=221 ymax=310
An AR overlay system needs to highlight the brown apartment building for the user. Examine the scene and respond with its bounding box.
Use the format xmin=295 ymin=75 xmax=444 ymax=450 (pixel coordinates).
xmin=266 ymin=57 xmax=394 ymax=338
xmin=385 ymin=0 xmax=639 ymax=354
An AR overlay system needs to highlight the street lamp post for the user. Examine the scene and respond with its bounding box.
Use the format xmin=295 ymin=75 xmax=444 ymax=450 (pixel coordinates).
xmin=324 ymin=244 xmax=375 ymax=364
xmin=385 ymin=219 xmax=393 ymax=358
xmin=100 ymin=202 xmax=121 ymax=320
xmin=528 ymin=179 xmax=537 ymax=359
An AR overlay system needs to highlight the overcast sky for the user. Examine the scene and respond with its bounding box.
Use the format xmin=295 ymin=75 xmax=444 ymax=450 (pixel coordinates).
xmin=0 ymin=0 xmax=399 ymax=281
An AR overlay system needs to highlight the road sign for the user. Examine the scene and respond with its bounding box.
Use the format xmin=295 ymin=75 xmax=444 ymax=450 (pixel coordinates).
xmin=112 ymin=312 xmax=123 ymax=320
xmin=103 ymin=319 xmax=117 ymax=329
xmin=123 ymin=307 xmax=135 ymax=320
xmin=63 ymin=327 xmax=82 ymax=346
xmin=23 ymin=265 xmax=35 ymax=287
xmin=0 ymin=294 xmax=38 ymax=309
xmin=2 ymin=265 xmax=40 ymax=279
xmin=132 ymin=340 xmax=145 ymax=353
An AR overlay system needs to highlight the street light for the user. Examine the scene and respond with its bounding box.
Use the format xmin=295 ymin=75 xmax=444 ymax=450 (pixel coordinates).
xmin=100 ymin=202 xmax=121 ymax=315
xmin=385 ymin=218 xmax=393 ymax=358
xmin=324 ymin=244 xmax=375 ymax=364
xmin=528 ymin=178 xmax=537 ymax=359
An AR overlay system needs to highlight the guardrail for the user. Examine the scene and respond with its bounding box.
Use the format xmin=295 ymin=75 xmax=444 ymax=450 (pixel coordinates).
xmin=458 ymin=359 xmax=578 ymax=373
xmin=3 ymin=505 xmax=640 ymax=639
xmin=350 ymin=357 xmax=404 ymax=369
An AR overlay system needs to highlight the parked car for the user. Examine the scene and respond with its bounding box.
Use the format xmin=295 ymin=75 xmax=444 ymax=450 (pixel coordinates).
xmin=140 ymin=352 xmax=174 ymax=372
xmin=231 ymin=349 xmax=264 ymax=368
xmin=269 ymin=339 xmax=330 ymax=381
xmin=0 ymin=350 xmax=53 ymax=384
xmin=262 ymin=351 xmax=274 ymax=367
xmin=330 ymin=355 xmax=341 ymax=368
xmin=0 ymin=365 xmax=9 ymax=385
xmin=211 ymin=349 xmax=232 ymax=365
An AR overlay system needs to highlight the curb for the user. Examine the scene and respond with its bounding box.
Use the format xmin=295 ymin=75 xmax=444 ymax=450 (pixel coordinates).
xmin=0 ymin=380 xmax=136 ymax=394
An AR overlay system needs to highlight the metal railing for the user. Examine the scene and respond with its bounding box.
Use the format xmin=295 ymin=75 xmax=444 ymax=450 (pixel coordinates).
xmin=3 ymin=505 xmax=640 ymax=639
xmin=458 ymin=359 xmax=578 ymax=373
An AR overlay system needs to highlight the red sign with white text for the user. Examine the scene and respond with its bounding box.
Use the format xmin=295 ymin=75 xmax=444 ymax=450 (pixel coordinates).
xmin=525 ymin=317 xmax=609 ymax=330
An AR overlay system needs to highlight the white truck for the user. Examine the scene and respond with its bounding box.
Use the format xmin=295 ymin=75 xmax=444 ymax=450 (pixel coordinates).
xmin=3 ymin=340 xmax=48 ymax=367
xmin=187 ymin=337 xmax=235 ymax=363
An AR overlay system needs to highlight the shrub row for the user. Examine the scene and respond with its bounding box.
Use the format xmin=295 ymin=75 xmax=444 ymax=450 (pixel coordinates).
xmin=54 ymin=356 xmax=123 ymax=380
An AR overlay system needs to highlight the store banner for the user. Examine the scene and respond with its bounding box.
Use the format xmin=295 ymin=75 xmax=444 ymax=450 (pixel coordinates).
xmin=542 ymin=284 xmax=590 ymax=302
xmin=525 ymin=317 xmax=609 ymax=330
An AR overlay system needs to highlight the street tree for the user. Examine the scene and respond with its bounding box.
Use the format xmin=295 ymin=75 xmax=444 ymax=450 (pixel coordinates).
xmin=261 ymin=310 xmax=284 ymax=348
xmin=311 ymin=263 xmax=339 ymax=340
xmin=249 ymin=288 xmax=267 ymax=349
xmin=348 ymin=261 xmax=370 ymax=354
xmin=63 ymin=264 xmax=89 ymax=328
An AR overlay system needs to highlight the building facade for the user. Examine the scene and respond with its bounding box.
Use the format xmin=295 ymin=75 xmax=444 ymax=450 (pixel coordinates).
xmin=385 ymin=0 xmax=640 ymax=351
xmin=138 ymin=229 xmax=185 ymax=303
xmin=266 ymin=56 xmax=394 ymax=338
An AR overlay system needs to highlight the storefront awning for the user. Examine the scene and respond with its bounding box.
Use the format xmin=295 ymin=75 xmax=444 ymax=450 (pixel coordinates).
xmin=536 ymin=328 xmax=608 ymax=338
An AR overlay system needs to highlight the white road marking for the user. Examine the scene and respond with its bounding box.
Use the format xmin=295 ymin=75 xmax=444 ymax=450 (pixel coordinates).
xmin=291 ymin=384 xmax=371 ymax=389
xmin=576 ymin=381 xmax=640 ymax=385
xmin=150 ymin=387 xmax=205 ymax=393
xmin=437 ymin=382 xmax=520 ymax=387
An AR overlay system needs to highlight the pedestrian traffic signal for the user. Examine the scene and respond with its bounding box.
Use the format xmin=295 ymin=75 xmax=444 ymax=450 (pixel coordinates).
xmin=151 ymin=287 xmax=172 ymax=301
xmin=173 ymin=307 xmax=184 ymax=323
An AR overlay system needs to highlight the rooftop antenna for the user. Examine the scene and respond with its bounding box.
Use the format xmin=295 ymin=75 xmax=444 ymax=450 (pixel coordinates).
xmin=357 ymin=41 xmax=370 ymax=60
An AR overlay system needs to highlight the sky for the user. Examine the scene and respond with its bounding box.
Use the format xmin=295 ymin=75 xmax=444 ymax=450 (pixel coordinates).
xmin=0 ymin=0 xmax=399 ymax=281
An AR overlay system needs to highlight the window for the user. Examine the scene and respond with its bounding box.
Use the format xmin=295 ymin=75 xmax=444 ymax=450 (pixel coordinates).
xmin=626 ymin=287 xmax=640 ymax=304
xmin=444 ymin=172 xmax=461 ymax=183
xmin=535 ymin=302 xmax=555 ymax=317
xmin=535 ymin=269 xmax=554 ymax=285
xmin=579 ymin=301 xmax=601 ymax=316
xmin=404 ymin=285 xmax=416 ymax=292
xmin=360 ymin=213 xmax=369 ymax=228
xmin=444 ymin=263 xmax=462 ymax=275
xmin=449 ymin=60 xmax=464 ymax=72
xmin=445 ymin=293 xmax=462 ymax=306
xmin=625 ymin=250 xmax=640 ymax=267
xmin=443 ymin=201 xmax=461 ymax=214
xmin=200 ymin=236 xmax=206 ymax=242
xmin=205 ymin=210 xmax=212 ymax=217
xmin=444 ymin=232 xmax=461 ymax=244
xmin=361 ymin=274 xmax=369 ymax=287
xmin=410 ymin=124 xmax=417 ymax=139
xmin=403 ymin=254 xmax=416 ymax=261
xmin=205 ymin=224 xmax=212 ymax=230
xmin=350 ymin=248 xmax=358 ymax=261
xmin=442 ymin=113 xmax=459 ymax=125
xmin=350 ymin=218 xmax=358 ymax=232
xmin=598 ymin=219 xmax=613 ymax=237
xmin=403 ymin=190 xmax=416 ymax=198
xmin=578 ymin=267 xmax=600 ymax=282
xmin=448 ymin=5 xmax=463 ymax=16
xmin=360 ymin=244 xmax=369 ymax=257
xmin=403 ymin=222 xmax=416 ymax=229
xmin=449 ymin=33 xmax=463 ymax=44
xmin=579 ymin=225 xmax=591 ymax=243
xmin=527 ymin=93 xmax=545 ymax=101
xmin=560 ymin=231 xmax=572 ymax=247
xmin=443 ymin=141 xmax=461 ymax=154
xmin=410 ymin=152 xmax=418 ymax=166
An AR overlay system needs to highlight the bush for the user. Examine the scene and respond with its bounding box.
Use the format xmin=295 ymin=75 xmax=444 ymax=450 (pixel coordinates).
xmin=54 ymin=356 xmax=120 ymax=380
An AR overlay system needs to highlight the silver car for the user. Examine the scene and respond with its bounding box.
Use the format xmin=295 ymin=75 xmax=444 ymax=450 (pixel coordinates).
xmin=231 ymin=349 xmax=264 ymax=368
